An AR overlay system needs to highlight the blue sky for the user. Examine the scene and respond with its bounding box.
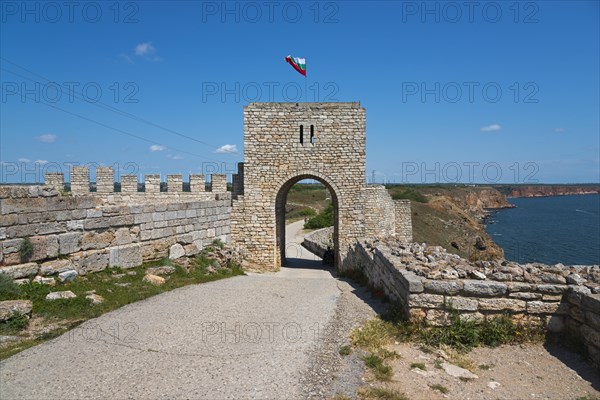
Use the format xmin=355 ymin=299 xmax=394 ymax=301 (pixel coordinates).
xmin=1 ymin=0 xmax=598 ymax=184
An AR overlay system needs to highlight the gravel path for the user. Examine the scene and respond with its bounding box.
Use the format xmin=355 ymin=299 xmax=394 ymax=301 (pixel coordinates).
xmin=0 ymin=221 xmax=381 ymax=399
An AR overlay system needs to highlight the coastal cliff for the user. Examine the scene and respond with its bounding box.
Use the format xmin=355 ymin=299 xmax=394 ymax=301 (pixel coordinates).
xmin=386 ymin=186 xmax=510 ymax=261
xmin=495 ymin=185 xmax=600 ymax=198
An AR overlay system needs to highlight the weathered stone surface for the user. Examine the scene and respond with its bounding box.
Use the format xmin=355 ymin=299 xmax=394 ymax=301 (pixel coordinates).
xmin=33 ymin=276 xmax=56 ymax=286
xmin=169 ymin=243 xmax=185 ymax=260
xmin=145 ymin=266 xmax=176 ymax=276
xmin=423 ymin=280 xmax=463 ymax=295
xmin=40 ymin=259 xmax=74 ymax=276
xmin=441 ymin=362 xmax=478 ymax=380
xmin=184 ymin=243 xmax=200 ymax=256
xmin=143 ymin=274 xmax=165 ymax=286
xmin=425 ymin=309 xmax=451 ymax=326
xmin=541 ymin=273 xmax=567 ymax=285
xmin=527 ymin=301 xmax=566 ymax=315
xmin=566 ymin=273 xmax=586 ymax=285
xmin=70 ymin=250 xmax=109 ymax=274
xmin=580 ymin=324 xmax=600 ymax=346
xmin=537 ymin=284 xmax=568 ymax=294
xmin=113 ymin=227 xmax=133 ymax=246
xmin=582 ymin=294 xmax=600 ymax=315
xmin=58 ymin=232 xmax=82 ymax=255
xmin=109 ymin=244 xmax=142 ymax=269
xmin=508 ymin=292 xmax=541 ymax=300
xmin=0 ymin=262 xmax=39 ymax=279
xmin=0 ymin=300 xmax=32 ymax=321
xmin=445 ymin=296 xmax=478 ymax=311
xmin=585 ymin=311 xmax=600 ymax=330
xmin=81 ymin=231 xmax=114 ymax=250
xmin=470 ymin=270 xmax=487 ymax=280
xmin=46 ymin=291 xmax=77 ymax=301
xmin=462 ymin=280 xmax=507 ymax=297
xmin=58 ymin=270 xmax=78 ymax=283
xmin=86 ymin=293 xmax=105 ymax=305
xmin=409 ymin=293 xmax=444 ymax=308
xmin=478 ymin=298 xmax=526 ymax=312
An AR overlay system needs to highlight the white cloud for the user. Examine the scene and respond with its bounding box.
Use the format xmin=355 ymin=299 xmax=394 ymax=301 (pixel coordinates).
xmin=18 ymin=158 xmax=31 ymax=163
xmin=35 ymin=160 xmax=48 ymax=164
xmin=480 ymin=124 xmax=502 ymax=132
xmin=215 ymin=144 xmax=238 ymax=154
xmin=37 ymin=134 xmax=57 ymax=143
xmin=555 ymin=127 xmax=565 ymax=133
xmin=167 ymin=154 xmax=184 ymax=160
xmin=149 ymin=145 xmax=166 ymax=152
xmin=135 ymin=42 xmax=156 ymax=56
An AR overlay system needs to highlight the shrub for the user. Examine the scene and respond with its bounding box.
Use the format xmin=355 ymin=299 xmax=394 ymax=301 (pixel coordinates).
xmin=304 ymin=203 xmax=334 ymax=229
xmin=0 ymin=312 xmax=29 ymax=334
xmin=0 ymin=274 xmax=20 ymax=300
xmin=19 ymin=237 xmax=34 ymax=262
xmin=390 ymin=188 xmax=428 ymax=203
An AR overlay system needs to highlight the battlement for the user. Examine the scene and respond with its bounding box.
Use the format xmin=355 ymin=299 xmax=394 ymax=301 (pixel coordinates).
xmin=44 ymin=167 xmax=229 ymax=195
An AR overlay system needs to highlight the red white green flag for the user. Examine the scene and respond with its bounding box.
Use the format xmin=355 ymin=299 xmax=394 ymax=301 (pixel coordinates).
xmin=285 ymin=55 xmax=306 ymax=76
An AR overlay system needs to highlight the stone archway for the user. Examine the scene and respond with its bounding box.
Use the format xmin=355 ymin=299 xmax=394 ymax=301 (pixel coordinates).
xmin=274 ymin=173 xmax=340 ymax=268
xmin=230 ymin=102 xmax=367 ymax=272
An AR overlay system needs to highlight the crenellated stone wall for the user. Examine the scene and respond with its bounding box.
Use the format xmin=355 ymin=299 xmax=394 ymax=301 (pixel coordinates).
xmin=0 ymin=167 xmax=232 ymax=283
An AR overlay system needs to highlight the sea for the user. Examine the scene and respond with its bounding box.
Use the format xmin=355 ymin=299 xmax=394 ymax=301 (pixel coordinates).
xmin=485 ymin=194 xmax=600 ymax=266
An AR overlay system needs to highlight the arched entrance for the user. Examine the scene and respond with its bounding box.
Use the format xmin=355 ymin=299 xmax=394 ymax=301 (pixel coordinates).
xmin=230 ymin=102 xmax=368 ymax=272
xmin=275 ymin=174 xmax=340 ymax=268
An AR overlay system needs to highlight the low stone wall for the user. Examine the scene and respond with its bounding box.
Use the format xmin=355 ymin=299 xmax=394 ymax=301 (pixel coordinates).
xmin=565 ymin=289 xmax=600 ymax=366
xmin=302 ymin=227 xmax=333 ymax=258
xmin=0 ymin=180 xmax=231 ymax=284
xmin=348 ymin=239 xmax=600 ymax=367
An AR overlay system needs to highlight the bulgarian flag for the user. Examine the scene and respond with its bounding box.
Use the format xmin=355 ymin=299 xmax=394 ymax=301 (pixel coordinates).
xmin=285 ymin=55 xmax=306 ymax=76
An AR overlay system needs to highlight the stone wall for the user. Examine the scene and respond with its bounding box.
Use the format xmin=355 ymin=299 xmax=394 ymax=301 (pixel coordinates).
xmin=348 ymin=239 xmax=600 ymax=367
xmin=231 ymin=102 xmax=413 ymax=271
xmin=302 ymin=227 xmax=334 ymax=258
xmin=0 ymin=168 xmax=232 ymax=283
xmin=231 ymin=102 xmax=367 ymax=271
xmin=394 ymin=200 xmax=413 ymax=243
xmin=364 ymin=186 xmax=396 ymax=240
xmin=565 ymin=289 xmax=600 ymax=367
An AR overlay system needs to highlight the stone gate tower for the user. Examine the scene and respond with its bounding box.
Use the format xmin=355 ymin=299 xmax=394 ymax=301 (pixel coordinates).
xmin=231 ymin=102 xmax=412 ymax=272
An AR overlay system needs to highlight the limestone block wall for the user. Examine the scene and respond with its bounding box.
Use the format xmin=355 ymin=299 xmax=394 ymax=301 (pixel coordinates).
xmin=395 ymin=200 xmax=413 ymax=243
xmin=364 ymin=185 xmax=396 ymax=239
xmin=566 ymin=290 xmax=600 ymax=367
xmin=348 ymin=240 xmax=600 ymax=366
xmin=302 ymin=227 xmax=334 ymax=258
xmin=231 ymin=102 xmax=367 ymax=271
xmin=0 ymin=168 xmax=232 ymax=281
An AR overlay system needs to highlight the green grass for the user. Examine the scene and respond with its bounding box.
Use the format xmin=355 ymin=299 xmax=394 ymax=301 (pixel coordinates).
xmin=410 ymin=362 xmax=426 ymax=371
xmin=357 ymin=387 xmax=409 ymax=400
xmin=351 ymin=318 xmax=398 ymax=352
xmin=386 ymin=186 xmax=429 ymax=203
xmin=363 ymin=353 xmax=393 ymax=381
xmin=383 ymin=306 xmax=545 ymax=353
xmin=0 ymin=274 xmax=21 ymax=300
xmin=339 ymin=344 xmax=352 ymax=356
xmin=0 ymin=244 xmax=245 ymax=360
xmin=429 ymin=384 xmax=449 ymax=394
xmin=0 ymin=312 xmax=29 ymax=335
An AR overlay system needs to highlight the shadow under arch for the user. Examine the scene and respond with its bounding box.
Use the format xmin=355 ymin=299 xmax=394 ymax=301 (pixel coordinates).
xmin=274 ymin=171 xmax=341 ymax=269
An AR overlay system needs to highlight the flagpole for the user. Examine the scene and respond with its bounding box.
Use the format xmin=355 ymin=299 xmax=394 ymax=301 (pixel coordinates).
xmin=304 ymin=75 xmax=307 ymax=102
